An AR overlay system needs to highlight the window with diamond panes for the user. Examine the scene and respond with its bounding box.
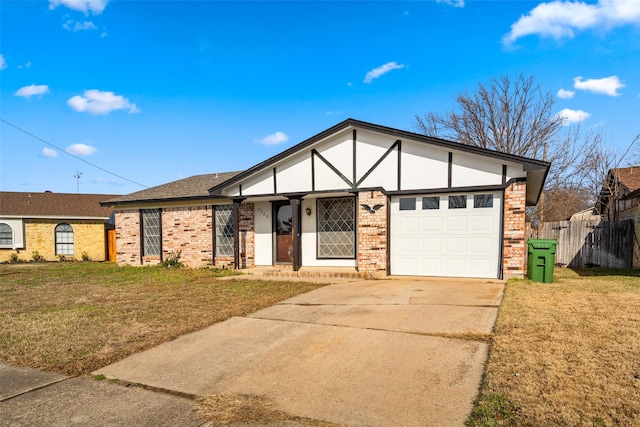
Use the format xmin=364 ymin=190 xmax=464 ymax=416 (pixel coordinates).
xmin=215 ymin=205 xmax=234 ymax=257
xmin=141 ymin=209 xmax=161 ymax=256
xmin=317 ymin=197 xmax=355 ymax=259
xmin=55 ymin=223 xmax=74 ymax=255
xmin=0 ymin=223 xmax=13 ymax=246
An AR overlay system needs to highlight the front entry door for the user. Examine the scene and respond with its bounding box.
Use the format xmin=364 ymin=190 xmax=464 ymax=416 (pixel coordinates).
xmin=273 ymin=201 xmax=293 ymax=264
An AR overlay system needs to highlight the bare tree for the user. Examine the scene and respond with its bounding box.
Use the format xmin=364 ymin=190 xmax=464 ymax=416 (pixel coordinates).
xmin=415 ymin=74 xmax=564 ymax=158
xmin=415 ymin=73 xmax=617 ymax=222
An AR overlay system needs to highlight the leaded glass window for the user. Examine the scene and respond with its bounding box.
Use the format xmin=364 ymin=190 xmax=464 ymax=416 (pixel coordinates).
xmin=141 ymin=209 xmax=161 ymax=256
xmin=215 ymin=205 xmax=234 ymax=257
xmin=0 ymin=223 xmax=13 ymax=246
xmin=317 ymin=197 xmax=355 ymax=259
xmin=55 ymin=223 xmax=74 ymax=255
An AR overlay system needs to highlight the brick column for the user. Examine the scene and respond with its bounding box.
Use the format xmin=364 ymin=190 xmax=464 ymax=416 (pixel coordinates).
xmin=503 ymin=181 xmax=527 ymax=279
xmin=357 ymin=190 xmax=388 ymax=275
xmin=114 ymin=210 xmax=141 ymax=266
xmin=239 ymin=203 xmax=255 ymax=269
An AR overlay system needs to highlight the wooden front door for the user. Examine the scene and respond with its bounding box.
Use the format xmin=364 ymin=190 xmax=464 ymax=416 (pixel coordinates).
xmin=273 ymin=201 xmax=293 ymax=264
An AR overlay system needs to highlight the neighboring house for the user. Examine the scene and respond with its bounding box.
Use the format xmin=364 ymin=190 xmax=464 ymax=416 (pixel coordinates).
xmin=0 ymin=191 xmax=119 ymax=262
xmin=569 ymin=207 xmax=600 ymax=221
xmin=596 ymin=166 xmax=640 ymax=268
xmin=102 ymin=119 xmax=549 ymax=279
xmin=597 ymin=166 xmax=640 ymax=221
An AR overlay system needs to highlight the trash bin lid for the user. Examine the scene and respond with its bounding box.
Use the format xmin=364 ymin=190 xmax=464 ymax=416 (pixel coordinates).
xmin=527 ymin=239 xmax=558 ymax=249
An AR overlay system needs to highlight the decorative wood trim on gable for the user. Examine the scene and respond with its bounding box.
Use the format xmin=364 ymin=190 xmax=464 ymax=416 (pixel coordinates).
xmin=273 ymin=168 xmax=277 ymax=194
xmin=355 ymin=140 xmax=400 ymax=188
xmin=448 ymin=152 xmax=453 ymax=188
xmin=312 ymin=149 xmax=354 ymax=188
xmin=352 ymin=129 xmax=357 ymax=187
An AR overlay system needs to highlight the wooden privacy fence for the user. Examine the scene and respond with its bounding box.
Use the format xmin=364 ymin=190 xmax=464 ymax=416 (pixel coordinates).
xmin=537 ymin=219 xmax=634 ymax=269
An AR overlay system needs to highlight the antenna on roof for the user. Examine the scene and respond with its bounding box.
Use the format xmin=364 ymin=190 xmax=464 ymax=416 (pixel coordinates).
xmin=74 ymin=171 xmax=83 ymax=194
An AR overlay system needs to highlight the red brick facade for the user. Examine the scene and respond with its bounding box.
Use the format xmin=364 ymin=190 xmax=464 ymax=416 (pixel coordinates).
xmin=357 ymin=190 xmax=388 ymax=273
xmin=239 ymin=203 xmax=255 ymax=269
xmin=115 ymin=209 xmax=142 ymax=266
xmin=116 ymin=203 xmax=255 ymax=269
xmin=162 ymin=206 xmax=212 ymax=267
xmin=502 ymin=181 xmax=527 ymax=279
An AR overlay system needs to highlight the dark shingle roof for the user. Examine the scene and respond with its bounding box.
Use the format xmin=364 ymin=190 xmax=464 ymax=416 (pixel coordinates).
xmin=0 ymin=192 xmax=120 ymax=218
xmin=612 ymin=167 xmax=640 ymax=193
xmin=101 ymin=172 xmax=240 ymax=206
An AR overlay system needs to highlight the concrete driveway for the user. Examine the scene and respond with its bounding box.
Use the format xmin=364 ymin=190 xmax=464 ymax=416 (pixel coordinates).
xmin=95 ymin=277 xmax=504 ymax=426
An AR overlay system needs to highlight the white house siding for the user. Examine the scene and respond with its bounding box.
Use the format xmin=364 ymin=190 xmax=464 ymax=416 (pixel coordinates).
xmin=451 ymin=152 xmax=504 ymax=187
xmin=275 ymin=153 xmax=313 ymax=194
xmin=253 ymin=201 xmax=272 ymax=266
xmin=242 ymin=170 xmax=274 ymax=196
xmin=400 ymin=142 xmax=449 ymax=190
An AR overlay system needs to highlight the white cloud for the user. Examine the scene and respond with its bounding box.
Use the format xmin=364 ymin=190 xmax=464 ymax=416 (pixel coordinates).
xmin=326 ymin=110 xmax=343 ymax=115
xmin=574 ymin=75 xmax=625 ymax=96
xmin=41 ymin=148 xmax=58 ymax=158
xmin=557 ymin=88 xmax=575 ymax=99
xmin=63 ymin=20 xmax=97 ymax=31
xmin=436 ymin=0 xmax=464 ymax=7
xmin=48 ymin=0 xmax=108 ymax=14
xmin=363 ymin=61 xmax=406 ymax=84
xmin=557 ymin=108 xmax=591 ymax=124
xmin=17 ymin=61 xmax=32 ymax=69
xmin=66 ymin=143 xmax=97 ymax=156
xmin=0 ymin=54 xmax=7 ymax=70
xmin=255 ymin=131 xmax=289 ymax=146
xmin=503 ymin=0 xmax=640 ymax=44
xmin=14 ymin=84 xmax=51 ymax=99
xmin=67 ymin=89 xmax=140 ymax=114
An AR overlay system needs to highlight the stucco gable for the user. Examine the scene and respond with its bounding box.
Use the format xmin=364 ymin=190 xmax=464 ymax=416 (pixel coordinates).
xmin=211 ymin=119 xmax=549 ymax=205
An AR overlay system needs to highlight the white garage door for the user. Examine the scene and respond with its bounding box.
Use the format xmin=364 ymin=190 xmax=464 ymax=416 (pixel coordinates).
xmin=390 ymin=192 xmax=502 ymax=278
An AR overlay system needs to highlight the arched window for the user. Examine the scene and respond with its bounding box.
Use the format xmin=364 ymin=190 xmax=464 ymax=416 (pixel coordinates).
xmin=55 ymin=223 xmax=74 ymax=256
xmin=0 ymin=223 xmax=13 ymax=247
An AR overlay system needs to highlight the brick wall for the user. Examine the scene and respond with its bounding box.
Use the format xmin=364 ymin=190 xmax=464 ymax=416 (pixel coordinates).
xmin=114 ymin=203 xmax=254 ymax=269
xmin=162 ymin=206 xmax=213 ymax=268
xmin=238 ymin=203 xmax=255 ymax=269
xmin=357 ymin=190 xmax=388 ymax=274
xmin=115 ymin=210 xmax=142 ymax=265
xmin=503 ymin=181 xmax=527 ymax=279
xmin=0 ymin=220 xmax=106 ymax=262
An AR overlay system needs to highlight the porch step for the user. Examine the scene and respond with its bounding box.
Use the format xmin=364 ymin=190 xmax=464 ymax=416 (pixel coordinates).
xmin=244 ymin=267 xmax=383 ymax=280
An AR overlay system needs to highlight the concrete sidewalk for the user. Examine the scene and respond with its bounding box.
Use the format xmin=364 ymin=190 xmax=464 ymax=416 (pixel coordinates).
xmin=94 ymin=278 xmax=504 ymax=426
xmin=0 ymin=363 xmax=206 ymax=427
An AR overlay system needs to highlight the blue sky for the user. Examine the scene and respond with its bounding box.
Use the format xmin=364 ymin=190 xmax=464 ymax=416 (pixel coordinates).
xmin=1 ymin=0 xmax=639 ymax=195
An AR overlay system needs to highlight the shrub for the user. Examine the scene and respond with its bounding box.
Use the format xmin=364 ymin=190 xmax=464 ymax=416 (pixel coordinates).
xmin=160 ymin=251 xmax=183 ymax=268
xmin=8 ymin=252 xmax=21 ymax=263
xmin=31 ymin=251 xmax=45 ymax=262
xmin=82 ymin=251 xmax=90 ymax=261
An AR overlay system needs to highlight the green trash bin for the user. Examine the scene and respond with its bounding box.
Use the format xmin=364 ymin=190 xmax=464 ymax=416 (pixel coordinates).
xmin=527 ymin=239 xmax=558 ymax=283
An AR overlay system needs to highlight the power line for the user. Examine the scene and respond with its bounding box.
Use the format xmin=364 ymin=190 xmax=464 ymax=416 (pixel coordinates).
xmin=0 ymin=118 xmax=148 ymax=189
xmin=615 ymin=133 xmax=640 ymax=168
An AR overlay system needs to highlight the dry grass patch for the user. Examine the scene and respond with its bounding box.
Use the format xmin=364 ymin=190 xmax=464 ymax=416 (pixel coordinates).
xmin=196 ymin=393 xmax=342 ymax=426
xmin=0 ymin=263 xmax=327 ymax=376
xmin=468 ymin=268 xmax=640 ymax=427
